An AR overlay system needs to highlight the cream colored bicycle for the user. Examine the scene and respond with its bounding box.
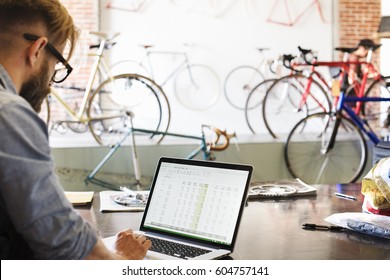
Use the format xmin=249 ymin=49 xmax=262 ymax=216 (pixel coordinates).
xmin=40 ymin=31 xmax=170 ymax=146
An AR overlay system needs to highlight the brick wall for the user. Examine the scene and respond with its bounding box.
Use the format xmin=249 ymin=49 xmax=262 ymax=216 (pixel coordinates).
xmin=338 ymin=0 xmax=381 ymax=49
xmin=61 ymin=0 xmax=99 ymax=84
xmin=46 ymin=1 xmax=99 ymax=126
xmin=338 ymin=0 xmax=382 ymax=131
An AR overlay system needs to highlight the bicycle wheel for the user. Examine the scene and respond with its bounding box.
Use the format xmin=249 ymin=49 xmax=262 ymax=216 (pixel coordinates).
xmin=110 ymin=59 xmax=150 ymax=77
xmin=284 ymin=112 xmax=367 ymax=184
xmin=363 ymin=76 xmax=390 ymax=137
xmin=263 ymin=74 xmax=331 ymax=138
xmin=224 ymin=65 xmax=265 ymax=110
xmin=244 ymin=78 xmax=277 ymax=134
xmin=174 ymin=64 xmax=220 ymax=111
xmin=88 ymin=74 xmax=171 ymax=146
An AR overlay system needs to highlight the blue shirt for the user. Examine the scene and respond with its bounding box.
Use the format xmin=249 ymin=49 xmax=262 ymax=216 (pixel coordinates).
xmin=0 ymin=65 xmax=97 ymax=259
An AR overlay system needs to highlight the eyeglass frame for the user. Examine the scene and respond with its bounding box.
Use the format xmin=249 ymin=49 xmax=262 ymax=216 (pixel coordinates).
xmin=23 ymin=33 xmax=73 ymax=83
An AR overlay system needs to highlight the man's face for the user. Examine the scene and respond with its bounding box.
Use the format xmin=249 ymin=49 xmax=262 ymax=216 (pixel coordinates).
xmin=19 ymin=59 xmax=51 ymax=113
xmin=19 ymin=39 xmax=65 ymax=113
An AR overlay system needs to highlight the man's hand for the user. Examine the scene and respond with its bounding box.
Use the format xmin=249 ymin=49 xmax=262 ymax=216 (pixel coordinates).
xmin=114 ymin=229 xmax=152 ymax=260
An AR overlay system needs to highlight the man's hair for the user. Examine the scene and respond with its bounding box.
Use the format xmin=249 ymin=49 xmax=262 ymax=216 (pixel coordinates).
xmin=0 ymin=0 xmax=79 ymax=59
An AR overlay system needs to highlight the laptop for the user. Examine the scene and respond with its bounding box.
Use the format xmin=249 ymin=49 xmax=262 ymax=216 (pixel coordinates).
xmin=104 ymin=157 xmax=253 ymax=260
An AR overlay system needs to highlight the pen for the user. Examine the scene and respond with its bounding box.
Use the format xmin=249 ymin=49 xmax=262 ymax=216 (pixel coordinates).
xmin=302 ymin=223 xmax=345 ymax=231
xmin=334 ymin=192 xmax=357 ymax=201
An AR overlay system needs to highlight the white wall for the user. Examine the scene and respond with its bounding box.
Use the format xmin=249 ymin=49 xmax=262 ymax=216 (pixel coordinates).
xmin=382 ymin=1 xmax=390 ymax=76
xmin=99 ymin=0 xmax=335 ymax=136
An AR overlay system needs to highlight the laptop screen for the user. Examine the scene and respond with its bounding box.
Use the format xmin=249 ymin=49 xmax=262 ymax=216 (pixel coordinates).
xmin=141 ymin=158 xmax=252 ymax=248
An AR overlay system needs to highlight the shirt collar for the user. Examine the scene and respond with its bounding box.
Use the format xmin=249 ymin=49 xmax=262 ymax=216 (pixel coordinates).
xmin=0 ymin=64 xmax=18 ymax=95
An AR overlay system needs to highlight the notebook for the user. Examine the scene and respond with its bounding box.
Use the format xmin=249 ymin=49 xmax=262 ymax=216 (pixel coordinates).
xmin=104 ymin=157 xmax=253 ymax=260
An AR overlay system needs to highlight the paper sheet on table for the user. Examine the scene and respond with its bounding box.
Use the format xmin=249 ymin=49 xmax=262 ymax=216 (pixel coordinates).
xmin=324 ymin=212 xmax=390 ymax=239
xmin=64 ymin=191 xmax=94 ymax=206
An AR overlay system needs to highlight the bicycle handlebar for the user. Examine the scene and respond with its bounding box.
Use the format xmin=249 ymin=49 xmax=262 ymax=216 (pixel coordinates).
xmin=202 ymin=125 xmax=236 ymax=152
xmin=282 ymin=54 xmax=304 ymax=74
xmin=297 ymin=46 xmax=317 ymax=66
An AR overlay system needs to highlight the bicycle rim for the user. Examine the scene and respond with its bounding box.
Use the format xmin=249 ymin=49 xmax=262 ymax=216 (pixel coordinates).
xmin=110 ymin=59 xmax=150 ymax=77
xmin=284 ymin=112 xmax=367 ymax=184
xmin=174 ymin=64 xmax=220 ymax=111
xmin=244 ymin=78 xmax=277 ymax=134
xmin=263 ymin=74 xmax=330 ymax=138
xmin=88 ymin=74 xmax=171 ymax=146
xmin=363 ymin=76 xmax=390 ymax=138
xmin=224 ymin=65 xmax=265 ymax=110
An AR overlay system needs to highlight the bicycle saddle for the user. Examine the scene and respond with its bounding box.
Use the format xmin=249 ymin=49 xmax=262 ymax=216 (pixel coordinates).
xmin=140 ymin=44 xmax=154 ymax=49
xmin=334 ymin=47 xmax=357 ymax=53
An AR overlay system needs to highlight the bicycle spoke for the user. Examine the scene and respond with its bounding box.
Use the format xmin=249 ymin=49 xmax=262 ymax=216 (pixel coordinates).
xmin=263 ymin=74 xmax=330 ymax=138
xmin=88 ymin=74 xmax=170 ymax=146
xmin=284 ymin=112 xmax=367 ymax=184
xmin=224 ymin=65 xmax=264 ymax=110
xmin=174 ymin=64 xmax=220 ymax=111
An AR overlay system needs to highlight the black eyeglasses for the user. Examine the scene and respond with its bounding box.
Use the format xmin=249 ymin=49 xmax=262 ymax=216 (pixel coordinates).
xmin=23 ymin=33 xmax=73 ymax=83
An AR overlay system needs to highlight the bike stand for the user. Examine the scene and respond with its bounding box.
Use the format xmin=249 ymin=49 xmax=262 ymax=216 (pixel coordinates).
xmin=84 ymin=126 xmax=143 ymax=191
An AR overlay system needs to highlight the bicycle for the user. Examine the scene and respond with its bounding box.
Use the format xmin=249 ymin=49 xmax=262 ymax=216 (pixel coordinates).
xmin=257 ymin=44 xmax=386 ymax=138
xmin=223 ymin=48 xmax=283 ymax=110
xmin=106 ymin=0 xmax=151 ymax=12
xmin=85 ymin=114 xmax=236 ymax=190
xmin=170 ymin=0 xmax=237 ymax=18
xmin=40 ymin=31 xmax=171 ymax=147
xmin=266 ymin=0 xmax=326 ymax=27
xmin=244 ymin=50 xmax=333 ymax=136
xmin=284 ymin=51 xmax=390 ymax=184
xmin=110 ymin=43 xmax=220 ymax=111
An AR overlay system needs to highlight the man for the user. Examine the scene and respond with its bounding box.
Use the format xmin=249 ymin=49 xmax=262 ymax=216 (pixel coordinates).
xmin=0 ymin=0 xmax=151 ymax=259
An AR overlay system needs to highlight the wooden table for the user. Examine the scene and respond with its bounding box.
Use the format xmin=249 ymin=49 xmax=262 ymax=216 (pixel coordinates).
xmin=77 ymin=183 xmax=390 ymax=260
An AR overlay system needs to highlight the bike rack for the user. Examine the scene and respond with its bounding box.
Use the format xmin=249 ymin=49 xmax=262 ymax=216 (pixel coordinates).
xmin=84 ymin=125 xmax=208 ymax=191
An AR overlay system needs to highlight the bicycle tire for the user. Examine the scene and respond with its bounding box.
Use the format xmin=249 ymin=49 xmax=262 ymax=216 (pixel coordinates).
xmin=110 ymin=59 xmax=150 ymax=77
xmin=87 ymin=73 xmax=171 ymax=146
xmin=174 ymin=64 xmax=220 ymax=111
xmin=244 ymin=78 xmax=277 ymax=134
xmin=224 ymin=65 xmax=265 ymax=110
xmin=284 ymin=112 xmax=367 ymax=184
xmin=363 ymin=75 xmax=390 ymax=137
xmin=262 ymin=74 xmax=331 ymax=138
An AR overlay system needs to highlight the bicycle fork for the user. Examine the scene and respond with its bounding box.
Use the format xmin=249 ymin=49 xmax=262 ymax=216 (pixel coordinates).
xmin=320 ymin=112 xmax=340 ymax=155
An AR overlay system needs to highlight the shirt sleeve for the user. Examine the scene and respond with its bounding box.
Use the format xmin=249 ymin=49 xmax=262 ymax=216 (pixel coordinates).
xmin=0 ymin=98 xmax=98 ymax=259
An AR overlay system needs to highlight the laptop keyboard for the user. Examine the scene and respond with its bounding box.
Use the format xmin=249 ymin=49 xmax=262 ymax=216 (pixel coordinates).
xmin=147 ymin=236 xmax=211 ymax=259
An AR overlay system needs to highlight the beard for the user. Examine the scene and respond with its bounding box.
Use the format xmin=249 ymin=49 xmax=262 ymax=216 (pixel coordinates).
xmin=19 ymin=61 xmax=51 ymax=113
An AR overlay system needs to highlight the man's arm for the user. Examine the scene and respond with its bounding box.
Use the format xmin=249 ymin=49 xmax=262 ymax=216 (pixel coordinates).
xmin=85 ymin=229 xmax=152 ymax=260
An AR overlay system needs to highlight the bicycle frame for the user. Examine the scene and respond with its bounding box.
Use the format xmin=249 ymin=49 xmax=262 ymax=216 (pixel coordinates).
xmin=85 ymin=124 xmax=228 ymax=190
xmin=267 ymin=0 xmax=325 ymax=27
xmin=321 ymin=92 xmax=390 ymax=158
xmin=138 ymin=49 xmax=195 ymax=87
xmin=338 ymin=94 xmax=390 ymax=145
xmin=291 ymin=50 xmax=381 ymax=114
xmin=49 ymin=33 xmax=118 ymax=123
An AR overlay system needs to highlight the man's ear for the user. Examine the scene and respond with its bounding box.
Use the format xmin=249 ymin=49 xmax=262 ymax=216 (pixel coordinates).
xmin=26 ymin=37 xmax=48 ymax=68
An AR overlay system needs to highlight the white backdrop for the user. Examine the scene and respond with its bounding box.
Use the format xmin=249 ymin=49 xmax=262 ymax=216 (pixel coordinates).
xmin=99 ymin=0 xmax=335 ymax=136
